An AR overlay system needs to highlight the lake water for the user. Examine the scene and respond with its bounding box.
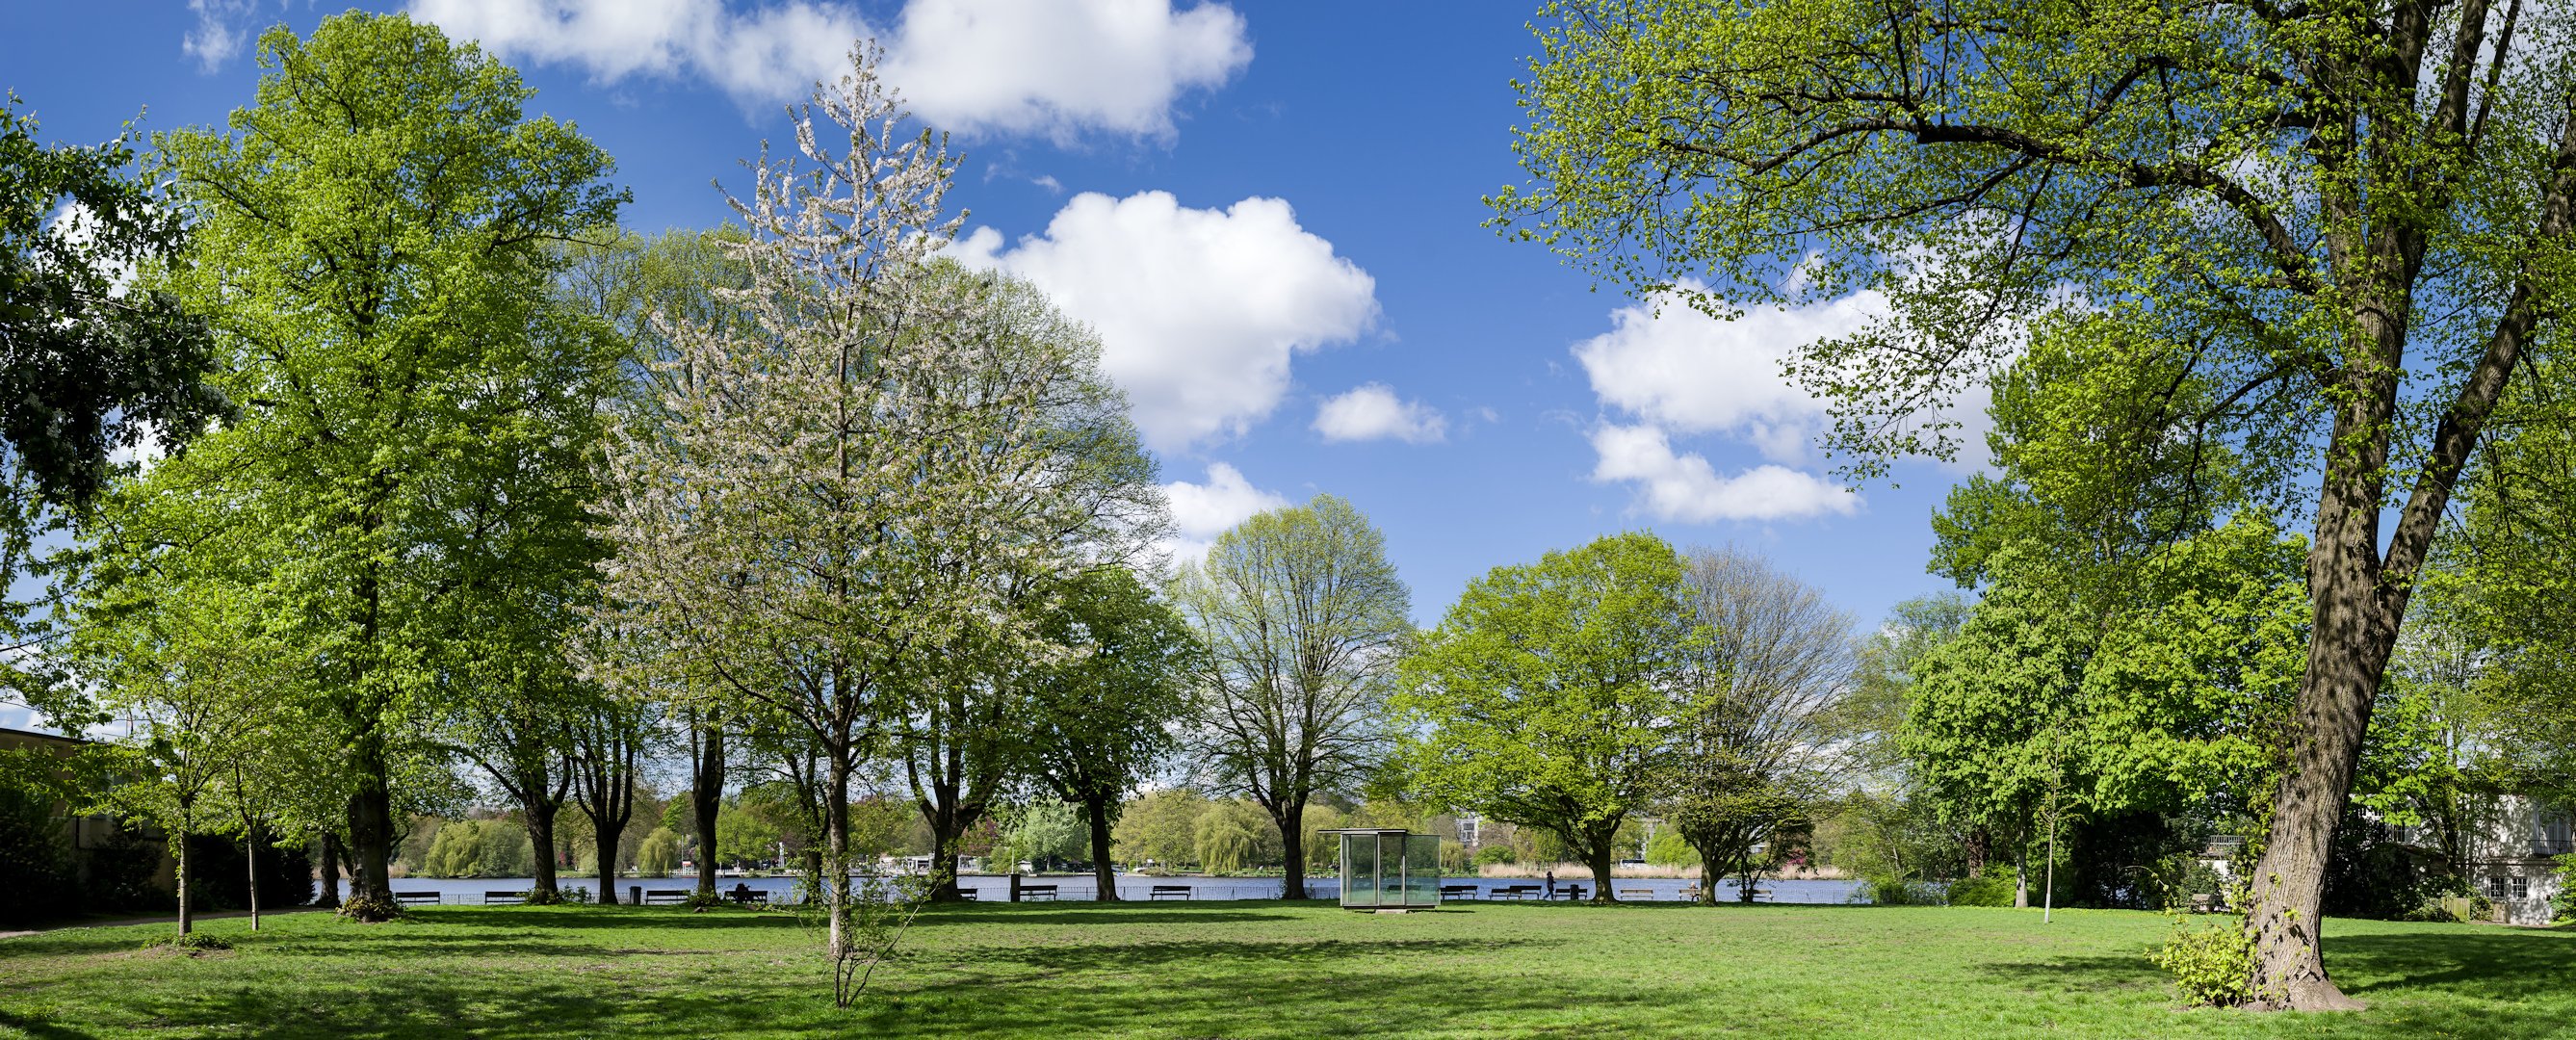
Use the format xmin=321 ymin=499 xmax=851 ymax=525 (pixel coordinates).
xmin=377 ymin=874 xmax=1865 ymax=905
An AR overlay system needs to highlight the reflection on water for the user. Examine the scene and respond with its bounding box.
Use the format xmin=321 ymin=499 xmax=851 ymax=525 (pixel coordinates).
xmin=372 ymin=874 xmax=1867 ymax=905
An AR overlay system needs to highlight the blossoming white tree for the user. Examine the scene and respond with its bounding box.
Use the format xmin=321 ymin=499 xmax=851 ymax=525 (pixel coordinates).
xmin=590 ymin=45 xmax=1159 ymax=1001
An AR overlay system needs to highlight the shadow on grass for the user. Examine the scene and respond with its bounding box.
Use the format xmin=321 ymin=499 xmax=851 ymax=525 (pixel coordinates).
xmin=1977 ymin=923 xmax=2576 ymax=1039
xmin=987 ymin=935 xmax=1535 ymax=973
xmin=399 ymin=906 xmax=803 ymax=931
xmin=910 ymin=903 xmax=1300 ymax=927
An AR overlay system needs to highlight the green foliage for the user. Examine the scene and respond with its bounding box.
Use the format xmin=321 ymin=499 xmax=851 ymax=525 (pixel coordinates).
xmin=1112 ymin=789 xmax=1209 ymax=870
xmin=121 ymin=11 xmax=627 ymax=902
xmin=1944 ymin=872 xmax=2017 ymax=908
xmin=1472 ymin=845 xmax=1519 ymax=868
xmin=637 ymin=827 xmax=682 ymax=878
xmin=1644 ymin=830 xmax=1699 ymax=869
xmin=146 ymin=931 xmax=235 ymax=953
xmin=1021 ymin=566 xmax=1198 ymax=866
xmin=0 ymin=93 xmax=221 ymax=513
xmin=990 ymin=801 xmax=1088 ymax=870
xmin=0 ymin=756 xmax=76 ymax=926
xmin=1174 ymin=494 xmax=1410 ymax=894
xmin=1395 ymin=533 xmax=1694 ymax=879
xmin=2147 ymin=914 xmax=2262 ymax=1008
xmin=1904 ymin=520 xmax=2305 ymax=851
xmin=1854 ymin=875 xmax=1941 ymax=907
xmin=1191 ymin=800 xmax=1276 ymax=875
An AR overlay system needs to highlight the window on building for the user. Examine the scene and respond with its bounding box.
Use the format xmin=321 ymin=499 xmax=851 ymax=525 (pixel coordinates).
xmin=2538 ymin=810 xmax=2574 ymax=856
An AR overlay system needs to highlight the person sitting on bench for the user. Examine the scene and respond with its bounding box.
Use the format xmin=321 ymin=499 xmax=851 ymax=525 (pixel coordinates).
xmin=730 ymin=882 xmax=755 ymax=902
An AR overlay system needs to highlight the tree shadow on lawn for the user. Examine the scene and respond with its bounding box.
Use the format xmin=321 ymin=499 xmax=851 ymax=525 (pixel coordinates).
xmin=399 ymin=906 xmax=805 ymax=932
xmin=981 ymin=935 xmax=1535 ymax=974
xmin=1976 ymin=926 xmax=2575 ymax=1038
xmin=910 ymin=903 xmax=1300 ymax=928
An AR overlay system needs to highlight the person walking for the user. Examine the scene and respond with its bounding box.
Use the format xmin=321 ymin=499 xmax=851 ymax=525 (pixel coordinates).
xmin=1545 ymin=870 xmax=1555 ymax=900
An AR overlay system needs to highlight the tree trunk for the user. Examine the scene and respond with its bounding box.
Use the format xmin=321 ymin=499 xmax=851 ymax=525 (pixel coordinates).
xmin=1085 ymin=796 xmax=1119 ymax=901
xmin=1965 ymin=826 xmax=1991 ymax=877
xmin=1276 ymin=802 xmax=1307 ymax=900
xmin=525 ymin=802 xmax=559 ymax=899
xmin=2015 ymin=845 xmax=2029 ymax=909
xmin=823 ymin=753 xmax=851 ymax=960
xmin=2243 ymin=571 xmax=2387 ymax=1007
xmin=2243 ymin=407 xmax=2401 ymax=1012
xmin=247 ymin=831 xmax=261 ymax=931
xmin=347 ymin=776 xmax=396 ymax=909
xmin=1584 ymin=829 xmax=1617 ymax=903
xmin=926 ymin=813 xmax=965 ymax=902
xmin=594 ymin=827 xmax=622 ymax=905
xmin=175 ymin=834 xmax=193 ymax=937
xmin=693 ymin=724 xmax=724 ymax=900
xmin=318 ymin=831 xmax=341 ymax=908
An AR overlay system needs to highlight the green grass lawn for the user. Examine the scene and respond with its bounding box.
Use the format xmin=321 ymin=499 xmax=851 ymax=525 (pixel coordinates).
xmin=1 ymin=900 xmax=2566 ymax=1038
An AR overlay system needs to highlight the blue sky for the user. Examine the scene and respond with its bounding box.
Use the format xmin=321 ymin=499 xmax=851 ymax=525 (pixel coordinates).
xmin=0 ymin=0 xmax=1983 ymax=646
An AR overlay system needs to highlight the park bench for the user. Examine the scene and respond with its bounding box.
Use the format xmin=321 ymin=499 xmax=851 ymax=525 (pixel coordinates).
xmin=1617 ymin=887 xmax=1655 ymax=900
xmin=1678 ymin=885 xmax=1702 ymax=901
xmin=1440 ymin=884 xmax=1479 ymax=900
xmin=1020 ymin=884 xmax=1058 ymax=901
xmin=1148 ymin=885 xmax=1192 ymax=900
xmin=728 ymin=890 xmax=769 ymax=905
xmin=1488 ymin=884 xmax=1539 ymax=900
xmin=1554 ymin=884 xmax=1588 ymax=901
xmin=483 ymin=891 xmax=526 ymax=905
xmin=641 ymin=889 xmax=690 ymax=906
xmin=394 ymin=891 xmax=440 ymax=907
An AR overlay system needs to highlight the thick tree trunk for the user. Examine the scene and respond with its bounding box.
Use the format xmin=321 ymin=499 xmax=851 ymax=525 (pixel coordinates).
xmin=2243 ymin=397 xmax=2403 ymax=1012
xmin=925 ymin=814 xmax=965 ymax=901
xmin=1584 ymin=832 xmax=1618 ymax=903
xmin=1965 ymin=826 xmax=1991 ymax=877
xmin=1085 ymin=796 xmax=1119 ymax=901
xmin=347 ymin=775 xmax=397 ymax=909
xmin=1277 ymin=802 xmax=1307 ymax=900
xmin=2244 ymin=530 xmax=2390 ymax=1009
xmin=525 ymin=802 xmax=559 ymax=899
xmin=693 ymin=724 xmax=724 ymax=900
xmin=594 ymin=828 xmax=622 ymax=905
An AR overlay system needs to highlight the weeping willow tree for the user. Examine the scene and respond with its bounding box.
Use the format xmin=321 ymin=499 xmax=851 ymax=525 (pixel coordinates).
xmin=1496 ymin=0 xmax=2576 ymax=1009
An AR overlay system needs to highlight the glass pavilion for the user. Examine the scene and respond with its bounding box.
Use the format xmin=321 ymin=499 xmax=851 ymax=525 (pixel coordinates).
xmin=1324 ymin=828 xmax=1441 ymax=910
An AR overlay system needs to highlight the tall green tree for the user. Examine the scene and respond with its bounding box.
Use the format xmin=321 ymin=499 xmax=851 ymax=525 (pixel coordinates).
xmin=0 ymin=94 xmax=221 ymax=512
xmin=1023 ymin=566 xmax=1198 ymax=899
xmin=146 ymin=12 xmax=625 ymax=915
xmin=1394 ymin=532 xmax=1695 ymax=902
xmin=1174 ymin=494 xmax=1411 ymax=900
xmin=1496 ymin=0 xmax=2576 ymax=1002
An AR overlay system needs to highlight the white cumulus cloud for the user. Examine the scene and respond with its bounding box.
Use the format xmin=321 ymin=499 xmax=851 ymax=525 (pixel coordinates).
xmin=950 ymin=191 xmax=1379 ymax=452
xmin=403 ymin=0 xmax=1251 ymax=139
xmin=1158 ymin=462 xmax=1287 ymax=569
xmin=1574 ymin=281 xmax=1883 ymax=464
xmin=1313 ymin=383 xmax=1445 ymax=444
xmin=1588 ymin=424 xmax=1858 ymax=523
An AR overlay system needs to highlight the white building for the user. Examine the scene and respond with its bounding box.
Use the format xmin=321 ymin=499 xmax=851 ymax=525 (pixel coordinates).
xmin=2471 ymin=795 xmax=2570 ymax=926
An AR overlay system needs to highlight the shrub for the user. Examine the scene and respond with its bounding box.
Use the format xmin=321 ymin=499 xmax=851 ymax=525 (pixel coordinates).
xmin=335 ymin=896 xmax=403 ymax=923
xmin=1856 ymin=873 xmax=1940 ymax=906
xmin=146 ymin=931 xmax=234 ymax=953
xmin=1944 ymin=871 xmax=2017 ymax=907
xmin=2407 ymin=892 xmax=2491 ymax=924
xmin=2147 ymin=915 xmax=2260 ymax=1007
xmin=0 ymin=770 xmax=77 ymax=927
xmin=1472 ymin=845 xmax=1519 ymax=868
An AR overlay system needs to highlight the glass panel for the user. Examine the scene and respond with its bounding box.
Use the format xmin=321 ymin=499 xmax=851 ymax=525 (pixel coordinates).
xmin=1346 ymin=833 xmax=1377 ymax=907
xmin=1406 ymin=834 xmax=1442 ymax=906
